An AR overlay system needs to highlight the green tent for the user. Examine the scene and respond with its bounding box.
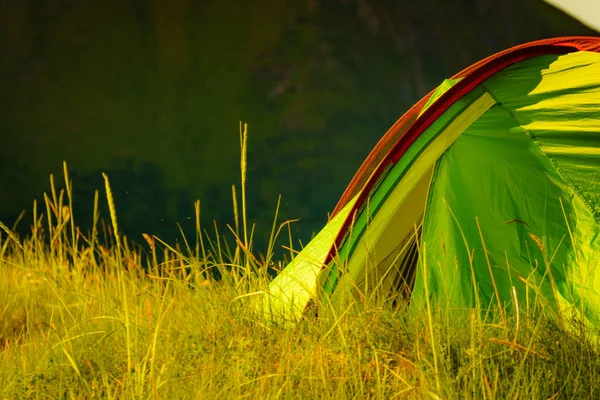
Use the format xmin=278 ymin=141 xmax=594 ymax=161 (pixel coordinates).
xmin=265 ymin=37 xmax=600 ymax=325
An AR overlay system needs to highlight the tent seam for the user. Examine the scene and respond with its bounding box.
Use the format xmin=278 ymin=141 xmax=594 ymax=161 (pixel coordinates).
xmin=484 ymin=90 xmax=600 ymax=224
xmin=334 ymin=95 xmax=483 ymax=267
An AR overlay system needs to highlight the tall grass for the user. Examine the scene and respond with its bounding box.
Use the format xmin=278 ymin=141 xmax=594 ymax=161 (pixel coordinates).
xmin=1 ymin=127 xmax=600 ymax=399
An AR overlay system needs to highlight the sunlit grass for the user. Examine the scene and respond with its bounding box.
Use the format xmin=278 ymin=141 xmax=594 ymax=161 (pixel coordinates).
xmin=2 ymin=125 xmax=600 ymax=399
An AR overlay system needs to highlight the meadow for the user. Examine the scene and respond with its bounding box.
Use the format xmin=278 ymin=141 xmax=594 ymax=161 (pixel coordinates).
xmin=2 ymin=132 xmax=600 ymax=399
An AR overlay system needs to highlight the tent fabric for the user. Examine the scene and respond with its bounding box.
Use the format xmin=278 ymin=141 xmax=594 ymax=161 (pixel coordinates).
xmin=323 ymin=91 xmax=497 ymax=297
xmin=264 ymin=193 xmax=360 ymax=318
xmin=332 ymin=37 xmax=600 ymax=220
xmin=412 ymin=50 xmax=600 ymax=322
xmin=265 ymin=37 xmax=600 ymax=325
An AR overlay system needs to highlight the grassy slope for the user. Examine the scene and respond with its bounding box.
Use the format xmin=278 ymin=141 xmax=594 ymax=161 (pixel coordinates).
xmin=0 ymin=0 xmax=597 ymax=247
xmin=1 ymin=168 xmax=600 ymax=399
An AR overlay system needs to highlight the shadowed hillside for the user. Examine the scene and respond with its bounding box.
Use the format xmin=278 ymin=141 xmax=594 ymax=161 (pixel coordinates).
xmin=0 ymin=0 xmax=595 ymax=250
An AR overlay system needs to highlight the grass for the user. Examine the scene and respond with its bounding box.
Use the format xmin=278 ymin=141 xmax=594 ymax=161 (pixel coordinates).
xmin=2 ymin=126 xmax=600 ymax=399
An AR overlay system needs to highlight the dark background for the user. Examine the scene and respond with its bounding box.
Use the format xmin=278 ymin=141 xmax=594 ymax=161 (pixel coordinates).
xmin=0 ymin=0 xmax=596 ymax=254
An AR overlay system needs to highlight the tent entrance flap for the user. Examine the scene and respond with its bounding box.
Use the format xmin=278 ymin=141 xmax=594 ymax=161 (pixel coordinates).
xmin=330 ymin=92 xmax=496 ymax=302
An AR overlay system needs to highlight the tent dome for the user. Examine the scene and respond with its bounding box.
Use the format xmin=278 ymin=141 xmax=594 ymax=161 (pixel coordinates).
xmin=265 ymin=37 xmax=600 ymax=326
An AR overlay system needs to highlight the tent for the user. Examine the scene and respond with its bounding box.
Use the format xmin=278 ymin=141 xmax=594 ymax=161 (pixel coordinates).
xmin=264 ymin=37 xmax=600 ymax=325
